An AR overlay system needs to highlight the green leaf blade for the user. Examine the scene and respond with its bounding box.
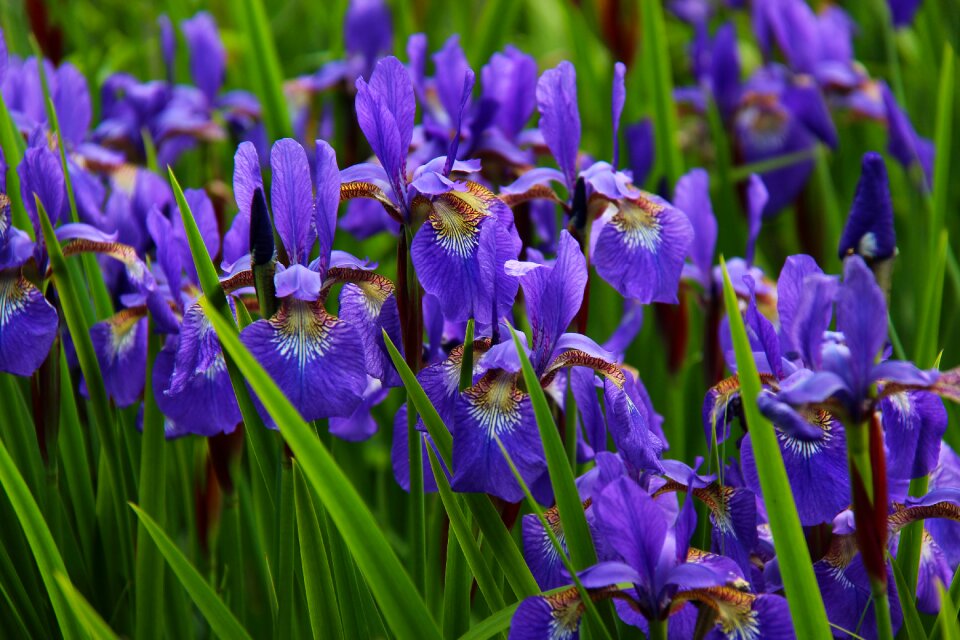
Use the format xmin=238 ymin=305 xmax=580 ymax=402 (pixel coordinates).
xmin=130 ymin=504 xmax=253 ymax=640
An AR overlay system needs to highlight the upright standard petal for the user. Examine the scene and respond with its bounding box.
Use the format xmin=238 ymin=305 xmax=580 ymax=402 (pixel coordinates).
xmin=482 ymin=46 xmax=537 ymax=139
xmin=672 ymin=168 xmax=716 ymax=291
xmin=181 ymin=12 xmax=225 ymax=103
xmin=223 ymin=141 xmax=263 ymax=266
xmin=19 ymin=144 xmax=65 ymax=230
xmin=271 ymin=139 xmax=316 ymax=265
xmin=592 ymin=193 xmax=693 ymax=304
xmin=537 ymin=61 xmax=581 ymax=189
xmin=314 ymin=139 xmax=340 ymax=274
xmin=510 ymin=231 xmax=587 ymax=371
xmin=611 ymin=62 xmax=626 ymax=167
xmin=835 ymin=256 xmax=887 ymax=398
xmin=592 ymin=476 xmax=667 ymax=599
xmin=0 ymin=273 xmax=59 ymax=376
xmin=776 ymin=254 xmax=824 ymax=362
xmin=53 ymin=64 xmax=91 ymax=147
xmin=240 ymin=299 xmax=366 ymax=422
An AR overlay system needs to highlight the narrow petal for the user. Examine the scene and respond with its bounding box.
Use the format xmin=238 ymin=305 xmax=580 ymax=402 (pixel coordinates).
xmin=314 ymin=139 xmax=340 ymax=274
xmin=672 ymin=169 xmax=716 ymax=291
xmin=512 ymin=231 xmax=587 ymax=371
xmin=776 ymin=254 xmax=823 ymax=362
xmin=592 ymin=476 xmax=666 ymax=595
xmin=223 ymin=141 xmax=263 ymax=266
xmin=270 ymin=139 xmax=316 ymax=264
xmin=537 ymin=61 xmax=581 ymax=188
xmin=181 ymin=12 xmax=225 ymax=102
xmin=836 ymin=255 xmax=886 ymax=396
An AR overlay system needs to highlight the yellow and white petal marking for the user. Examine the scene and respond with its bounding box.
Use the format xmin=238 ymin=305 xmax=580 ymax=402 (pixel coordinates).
xmin=544 ymin=588 xmax=585 ymax=640
xmin=610 ymin=194 xmax=665 ymax=252
xmin=464 ymin=371 xmax=524 ymax=438
xmin=0 ymin=193 xmax=11 ymax=236
xmin=105 ymin=306 xmax=147 ymax=361
xmin=672 ymin=586 xmax=761 ymax=640
xmin=0 ymin=275 xmax=33 ymax=327
xmin=62 ymin=239 xmax=150 ymax=284
xmin=339 ymin=181 xmax=401 ymax=218
xmin=323 ymin=268 xmax=395 ymax=312
xmin=272 ymin=298 xmax=339 ymax=371
xmin=427 ymin=181 xmax=498 ymax=258
xmin=541 ymin=350 xmax=626 ymax=390
xmin=776 ymin=409 xmax=835 ymax=460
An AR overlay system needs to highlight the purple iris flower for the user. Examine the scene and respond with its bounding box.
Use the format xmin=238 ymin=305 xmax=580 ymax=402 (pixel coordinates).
xmin=238 ymin=139 xmax=363 ymax=418
xmin=814 ymin=488 xmax=960 ymax=634
xmin=344 ymin=55 xmax=520 ymax=325
xmin=95 ymin=13 xmax=263 ymax=167
xmin=0 ymin=185 xmax=59 ymax=377
xmin=141 ymin=186 xmax=242 ymax=437
xmin=288 ymin=0 xmax=392 ymax=94
xmin=502 ymin=61 xmax=693 ymax=303
xmin=772 ymin=256 xmax=937 ymax=424
xmin=510 ymin=474 xmax=794 ymax=639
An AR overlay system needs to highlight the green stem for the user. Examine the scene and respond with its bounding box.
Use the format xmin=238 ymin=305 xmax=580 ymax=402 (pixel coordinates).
xmin=871 ymin=578 xmax=895 ymax=640
xmin=648 ymin=616 xmax=668 ymax=640
xmin=846 ymin=421 xmax=874 ymax=502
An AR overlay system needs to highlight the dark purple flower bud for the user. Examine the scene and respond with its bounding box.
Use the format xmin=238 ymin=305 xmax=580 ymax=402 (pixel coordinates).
xmin=249 ymin=187 xmax=273 ymax=267
xmin=839 ymin=152 xmax=896 ymax=262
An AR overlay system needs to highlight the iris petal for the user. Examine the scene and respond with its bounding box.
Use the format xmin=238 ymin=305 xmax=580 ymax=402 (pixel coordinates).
xmin=0 ymin=273 xmax=59 ymax=376
xmin=240 ymin=298 xmax=366 ymax=423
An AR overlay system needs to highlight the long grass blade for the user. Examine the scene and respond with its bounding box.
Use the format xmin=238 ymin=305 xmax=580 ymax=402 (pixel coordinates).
xmin=427 ymin=447 xmax=505 ymax=613
xmin=38 ymin=199 xmax=135 ymax=575
xmin=135 ymin=329 xmax=167 ymax=640
xmin=130 ymin=504 xmax=253 ymax=640
xmin=0 ymin=435 xmax=81 ymax=639
xmin=54 ymin=573 xmax=119 ymax=640
xmin=888 ymin=551 xmax=927 ymax=640
xmin=169 ymin=168 xmax=278 ymax=508
xmin=292 ymin=460 xmax=343 ymax=640
xmin=508 ymin=324 xmax=597 ymax=570
xmin=720 ymin=256 xmax=831 ymax=638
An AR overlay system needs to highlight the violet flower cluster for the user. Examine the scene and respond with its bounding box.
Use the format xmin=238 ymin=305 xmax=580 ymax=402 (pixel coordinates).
xmin=1 ymin=1 xmax=958 ymax=638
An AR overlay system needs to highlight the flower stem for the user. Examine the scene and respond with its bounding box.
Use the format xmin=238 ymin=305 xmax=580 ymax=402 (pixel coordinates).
xmin=871 ymin=577 xmax=895 ymax=640
xmin=648 ymin=617 xmax=668 ymax=640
